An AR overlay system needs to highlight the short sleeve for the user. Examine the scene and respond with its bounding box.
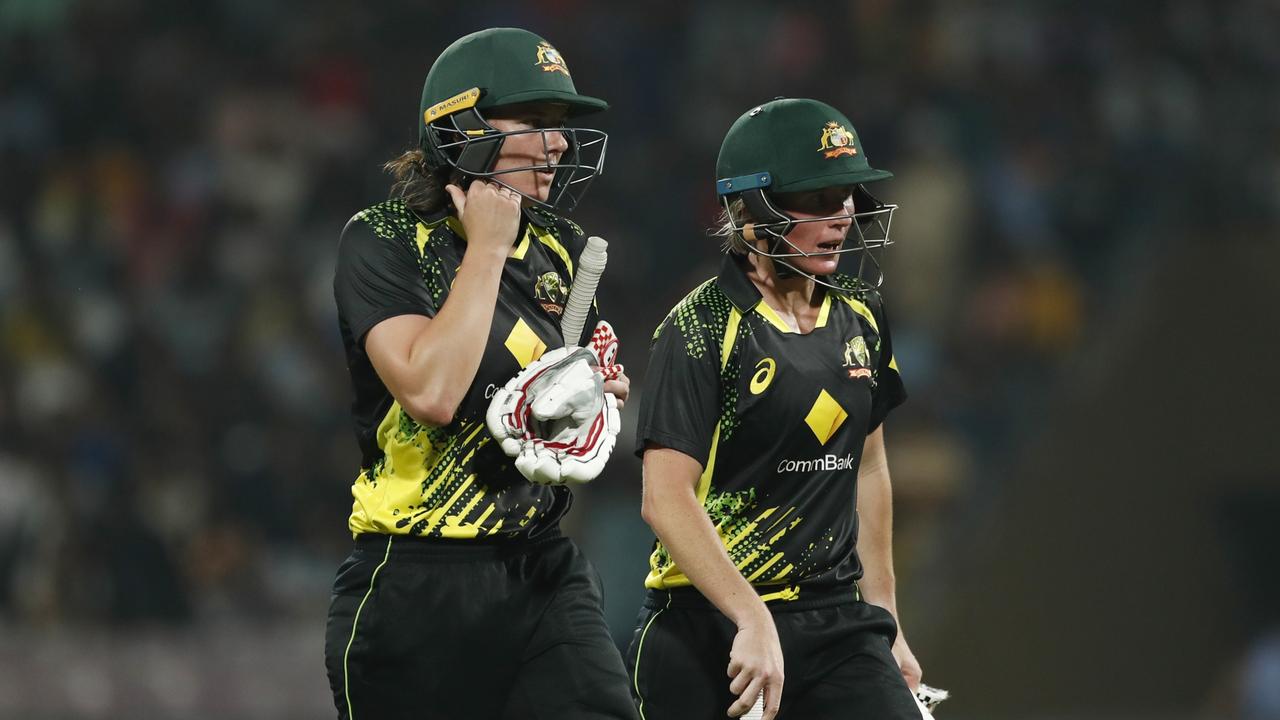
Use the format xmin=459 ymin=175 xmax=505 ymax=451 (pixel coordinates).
xmin=634 ymin=306 xmax=722 ymax=466
xmin=334 ymin=217 xmax=436 ymax=347
xmin=866 ymin=292 xmax=907 ymax=433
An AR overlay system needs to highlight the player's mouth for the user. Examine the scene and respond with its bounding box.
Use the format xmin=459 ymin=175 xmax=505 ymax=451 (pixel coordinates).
xmin=816 ymin=240 xmax=842 ymax=252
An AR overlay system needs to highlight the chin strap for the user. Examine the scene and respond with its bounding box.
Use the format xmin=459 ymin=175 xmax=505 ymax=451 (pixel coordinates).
xmin=738 ymin=189 xmax=806 ymax=279
xmin=740 ymin=222 xmax=803 ymax=280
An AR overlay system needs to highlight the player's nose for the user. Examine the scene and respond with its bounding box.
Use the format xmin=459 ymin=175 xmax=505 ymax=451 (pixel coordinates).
xmin=544 ymin=128 xmax=569 ymax=155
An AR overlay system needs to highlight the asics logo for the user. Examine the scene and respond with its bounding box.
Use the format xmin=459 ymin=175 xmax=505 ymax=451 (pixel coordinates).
xmin=750 ymin=357 xmax=776 ymax=395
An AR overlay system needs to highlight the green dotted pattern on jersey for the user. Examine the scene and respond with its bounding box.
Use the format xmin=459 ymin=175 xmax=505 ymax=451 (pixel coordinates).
xmin=717 ymin=319 xmax=748 ymax=443
xmin=366 ymin=456 xmax=386 ymax=486
xmin=354 ymin=200 xmax=452 ymax=306
xmin=651 ymin=279 xmax=716 ymax=357
xmin=699 ymin=486 xmax=812 ymax=584
xmin=398 ymin=410 xmax=451 ymax=464
xmin=363 ymin=402 xmax=451 ymax=491
xmin=828 ymin=271 xmax=871 ymax=297
xmin=351 ymin=200 xmax=415 ymax=250
xmin=392 ymin=421 xmax=492 ymax=536
xmin=420 ymin=234 xmax=452 ymax=306
xmin=710 ymin=489 xmax=795 ymax=581
xmin=649 ymin=541 xmax=671 ymax=572
xmin=652 ymin=278 xmax=744 ymax=440
xmin=529 ymin=206 xmax=583 ymax=238
xmin=706 ymin=487 xmax=756 ymax=526
xmin=650 ymin=486 xmax=759 ymax=573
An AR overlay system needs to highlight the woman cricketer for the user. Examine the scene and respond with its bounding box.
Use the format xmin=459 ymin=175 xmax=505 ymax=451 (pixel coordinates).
xmin=628 ymin=98 xmax=924 ymax=720
xmin=325 ymin=27 xmax=637 ymax=720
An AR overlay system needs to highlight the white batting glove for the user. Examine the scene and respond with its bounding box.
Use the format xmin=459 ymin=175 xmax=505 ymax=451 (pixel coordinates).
xmin=485 ymin=346 xmax=620 ymax=485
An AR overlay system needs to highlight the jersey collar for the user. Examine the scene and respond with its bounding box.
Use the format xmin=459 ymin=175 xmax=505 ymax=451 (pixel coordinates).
xmin=411 ymin=204 xmax=552 ymax=242
xmin=523 ymin=205 xmax=558 ymax=229
xmin=717 ymin=252 xmax=844 ymax=334
xmin=717 ymin=253 xmax=766 ymax=312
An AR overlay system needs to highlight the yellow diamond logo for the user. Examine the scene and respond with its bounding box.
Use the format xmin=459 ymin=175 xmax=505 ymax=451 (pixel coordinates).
xmin=504 ymin=318 xmax=547 ymax=368
xmin=804 ymin=390 xmax=848 ymax=445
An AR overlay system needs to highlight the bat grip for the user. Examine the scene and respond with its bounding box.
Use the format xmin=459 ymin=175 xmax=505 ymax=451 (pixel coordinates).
xmin=560 ymin=235 xmax=607 ymax=346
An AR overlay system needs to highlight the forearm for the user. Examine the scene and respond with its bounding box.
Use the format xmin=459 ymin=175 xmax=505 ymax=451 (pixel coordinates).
xmin=856 ymin=429 xmax=900 ymax=618
xmin=402 ymin=246 xmax=507 ymax=420
xmin=642 ymin=451 xmax=771 ymax=628
xmin=856 ymin=464 xmax=899 ymax=616
xmin=651 ymin=495 xmax=770 ymax=625
xmin=856 ymin=429 xmax=924 ymax=687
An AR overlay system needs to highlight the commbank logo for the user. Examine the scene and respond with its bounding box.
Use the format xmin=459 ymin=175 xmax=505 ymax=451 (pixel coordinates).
xmin=777 ymin=453 xmax=858 ymax=474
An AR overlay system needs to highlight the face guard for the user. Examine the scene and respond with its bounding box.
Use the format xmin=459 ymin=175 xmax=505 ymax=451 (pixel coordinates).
xmin=717 ymin=172 xmax=897 ymax=292
xmin=425 ymin=104 xmax=607 ymax=213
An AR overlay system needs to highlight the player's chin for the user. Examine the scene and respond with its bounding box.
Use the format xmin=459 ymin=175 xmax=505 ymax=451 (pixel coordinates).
xmin=528 ymin=172 xmax=555 ymax=202
xmin=792 ymin=255 xmax=840 ymax=277
xmin=510 ymin=182 xmax=547 ymax=205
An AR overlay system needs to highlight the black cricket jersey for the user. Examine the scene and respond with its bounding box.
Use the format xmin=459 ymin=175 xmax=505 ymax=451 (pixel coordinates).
xmin=333 ymin=199 xmax=598 ymax=540
xmin=635 ymin=253 xmax=906 ymax=594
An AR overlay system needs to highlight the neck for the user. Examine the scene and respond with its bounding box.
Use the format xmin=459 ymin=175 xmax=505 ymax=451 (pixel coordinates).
xmin=745 ymin=253 xmax=822 ymax=331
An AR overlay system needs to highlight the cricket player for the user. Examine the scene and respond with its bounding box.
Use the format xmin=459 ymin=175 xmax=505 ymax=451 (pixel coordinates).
xmin=628 ymin=98 xmax=923 ymax=720
xmin=324 ymin=27 xmax=636 ymax=720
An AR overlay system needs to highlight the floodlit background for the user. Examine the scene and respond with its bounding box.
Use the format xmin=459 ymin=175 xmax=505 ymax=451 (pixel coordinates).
xmin=1 ymin=1 xmax=1278 ymax=717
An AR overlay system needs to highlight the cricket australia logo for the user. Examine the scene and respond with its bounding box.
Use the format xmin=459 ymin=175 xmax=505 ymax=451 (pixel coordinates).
xmin=843 ymin=336 xmax=872 ymax=380
xmin=819 ymin=122 xmax=858 ymax=159
xmin=534 ymin=271 xmax=569 ymax=316
xmin=535 ymin=42 xmax=570 ymax=76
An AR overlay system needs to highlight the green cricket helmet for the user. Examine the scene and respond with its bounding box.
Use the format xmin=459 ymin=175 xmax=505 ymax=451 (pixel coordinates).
xmin=419 ymin=27 xmax=609 ymax=212
xmin=715 ymin=98 xmax=897 ymax=287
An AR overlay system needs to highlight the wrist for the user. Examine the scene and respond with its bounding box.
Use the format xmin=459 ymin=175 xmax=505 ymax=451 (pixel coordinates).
xmin=727 ymin=595 xmax=772 ymax=629
xmin=861 ymin=591 xmax=896 ymax=610
xmin=461 ymin=240 xmax=509 ymax=266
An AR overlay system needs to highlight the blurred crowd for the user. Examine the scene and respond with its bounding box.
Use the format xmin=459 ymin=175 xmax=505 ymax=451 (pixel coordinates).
xmin=0 ymin=0 xmax=1276 ymax=651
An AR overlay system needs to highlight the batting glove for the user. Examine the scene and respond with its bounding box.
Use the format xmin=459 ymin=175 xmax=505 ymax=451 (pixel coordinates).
xmin=914 ymin=684 xmax=949 ymax=718
xmin=485 ymin=342 xmax=620 ymax=486
xmin=588 ymin=320 xmax=624 ymax=381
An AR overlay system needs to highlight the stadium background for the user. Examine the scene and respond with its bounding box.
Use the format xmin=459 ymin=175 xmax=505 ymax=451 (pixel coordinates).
xmin=1 ymin=0 xmax=1278 ymax=717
